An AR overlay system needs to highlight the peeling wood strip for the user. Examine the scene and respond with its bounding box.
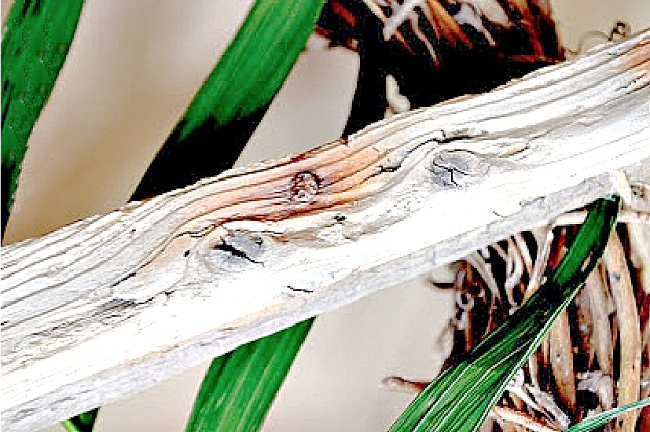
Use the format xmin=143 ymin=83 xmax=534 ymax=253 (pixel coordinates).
xmin=586 ymin=269 xmax=614 ymax=378
xmin=603 ymin=233 xmax=642 ymax=432
xmin=491 ymin=406 xmax=559 ymax=432
xmin=549 ymin=309 xmax=577 ymax=413
xmin=1 ymin=31 xmax=649 ymax=432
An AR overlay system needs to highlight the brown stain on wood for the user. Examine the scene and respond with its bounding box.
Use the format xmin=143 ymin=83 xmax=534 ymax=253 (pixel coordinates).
xmin=620 ymin=37 xmax=650 ymax=81
xmin=184 ymin=33 xmax=650 ymax=234
xmin=166 ymin=134 xmax=407 ymax=236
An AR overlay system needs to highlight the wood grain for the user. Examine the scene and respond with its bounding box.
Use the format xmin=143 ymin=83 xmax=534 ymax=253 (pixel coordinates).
xmin=2 ymin=30 xmax=650 ymax=431
xmin=604 ymin=233 xmax=642 ymax=432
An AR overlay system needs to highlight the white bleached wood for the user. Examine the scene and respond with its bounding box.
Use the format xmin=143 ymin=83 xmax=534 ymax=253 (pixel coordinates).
xmin=2 ymin=31 xmax=650 ymax=431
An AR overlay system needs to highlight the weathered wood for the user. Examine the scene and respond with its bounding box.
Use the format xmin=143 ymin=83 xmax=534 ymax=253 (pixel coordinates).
xmin=2 ymin=31 xmax=649 ymax=431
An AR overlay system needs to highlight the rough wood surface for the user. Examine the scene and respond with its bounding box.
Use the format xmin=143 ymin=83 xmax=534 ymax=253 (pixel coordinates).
xmin=2 ymin=31 xmax=649 ymax=431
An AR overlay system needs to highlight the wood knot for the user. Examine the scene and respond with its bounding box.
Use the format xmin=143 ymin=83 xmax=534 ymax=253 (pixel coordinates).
xmin=290 ymin=171 xmax=319 ymax=203
xmin=429 ymin=150 xmax=488 ymax=189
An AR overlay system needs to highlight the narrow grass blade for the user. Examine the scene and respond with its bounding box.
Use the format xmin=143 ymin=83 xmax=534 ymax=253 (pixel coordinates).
xmin=563 ymin=398 xmax=650 ymax=432
xmin=186 ymin=320 xmax=313 ymax=432
xmin=391 ymin=196 xmax=621 ymax=432
xmin=121 ymin=2 xmax=324 ymax=431
xmin=1 ymin=0 xmax=85 ymax=231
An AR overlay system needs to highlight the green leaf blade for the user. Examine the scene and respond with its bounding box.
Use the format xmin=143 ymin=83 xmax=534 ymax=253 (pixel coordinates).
xmin=128 ymin=2 xmax=325 ymax=430
xmin=131 ymin=0 xmax=325 ymax=201
xmin=391 ymin=196 xmax=621 ymax=432
xmin=563 ymin=398 xmax=650 ymax=432
xmin=186 ymin=320 xmax=313 ymax=432
xmin=1 ymin=0 xmax=85 ymax=224
xmin=179 ymin=0 xmax=326 ymax=138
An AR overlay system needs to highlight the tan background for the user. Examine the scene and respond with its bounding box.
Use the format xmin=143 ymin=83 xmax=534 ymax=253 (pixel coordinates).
xmin=2 ymin=1 xmax=648 ymax=431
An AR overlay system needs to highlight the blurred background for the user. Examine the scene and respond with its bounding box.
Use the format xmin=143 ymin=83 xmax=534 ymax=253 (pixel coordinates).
xmin=2 ymin=0 xmax=648 ymax=430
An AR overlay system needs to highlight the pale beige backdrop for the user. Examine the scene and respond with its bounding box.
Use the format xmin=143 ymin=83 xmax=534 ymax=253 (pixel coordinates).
xmin=2 ymin=1 xmax=648 ymax=431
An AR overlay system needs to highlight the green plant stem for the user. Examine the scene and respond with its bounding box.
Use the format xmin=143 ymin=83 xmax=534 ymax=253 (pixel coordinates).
xmin=391 ymin=196 xmax=621 ymax=432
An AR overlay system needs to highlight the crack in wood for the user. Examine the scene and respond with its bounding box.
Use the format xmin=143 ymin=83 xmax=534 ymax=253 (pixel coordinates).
xmin=286 ymin=286 xmax=314 ymax=294
xmin=212 ymin=239 xmax=263 ymax=265
xmin=430 ymin=149 xmax=490 ymax=188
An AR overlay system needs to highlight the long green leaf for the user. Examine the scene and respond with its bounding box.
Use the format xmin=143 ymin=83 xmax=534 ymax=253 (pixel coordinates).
xmin=156 ymin=2 xmax=324 ymax=432
xmin=131 ymin=0 xmax=326 ymax=200
xmin=1 ymin=0 xmax=85 ymax=232
xmin=564 ymin=398 xmax=650 ymax=432
xmin=186 ymin=320 xmax=313 ymax=432
xmin=391 ymin=196 xmax=621 ymax=432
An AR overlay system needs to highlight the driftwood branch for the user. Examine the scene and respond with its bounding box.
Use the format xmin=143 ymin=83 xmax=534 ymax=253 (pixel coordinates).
xmin=2 ymin=31 xmax=649 ymax=431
